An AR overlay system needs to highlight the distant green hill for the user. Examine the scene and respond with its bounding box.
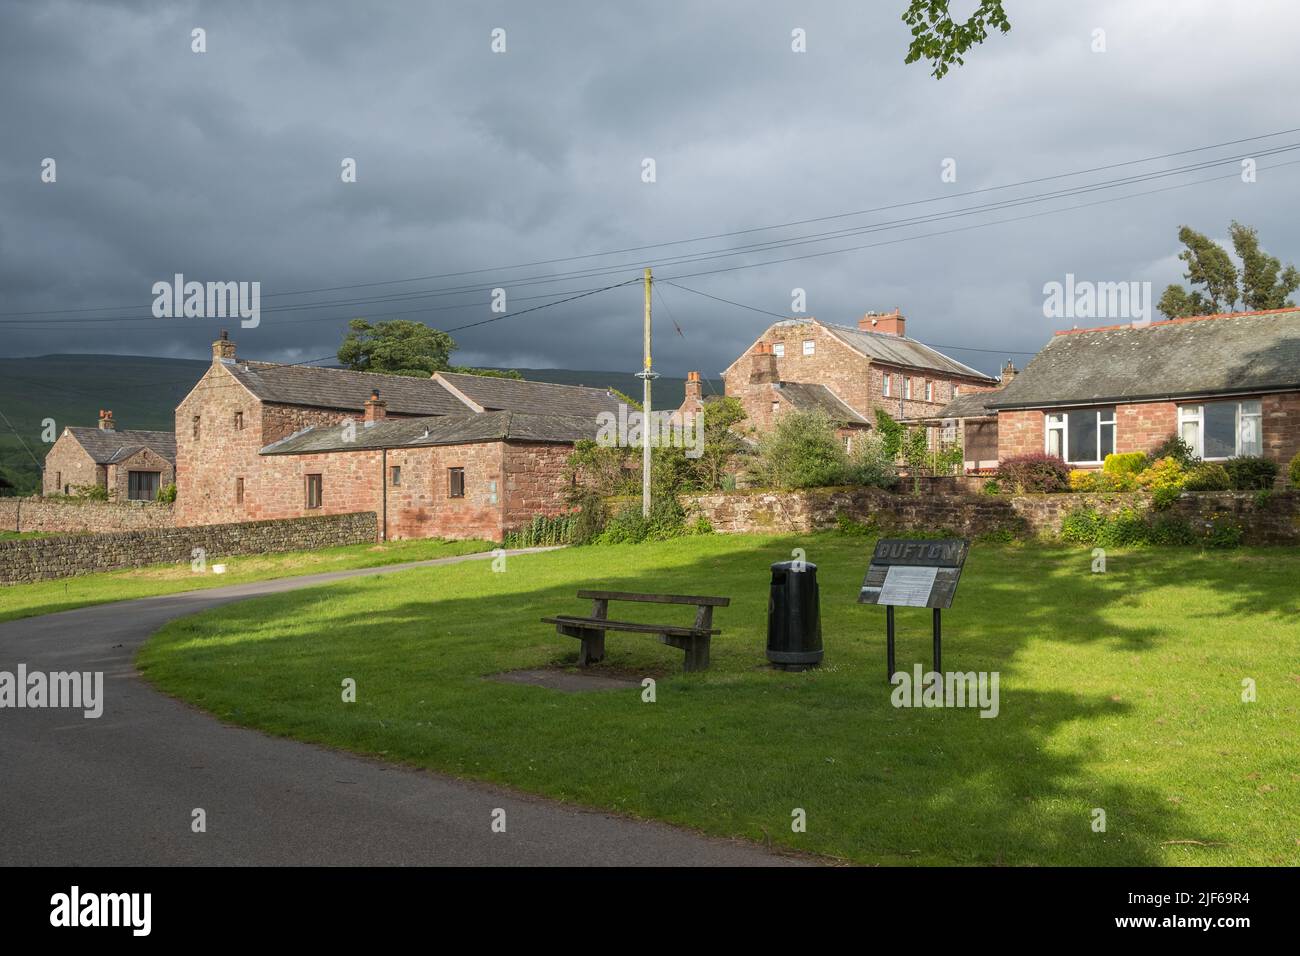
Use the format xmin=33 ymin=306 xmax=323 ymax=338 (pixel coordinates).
xmin=0 ymin=355 xmax=716 ymax=495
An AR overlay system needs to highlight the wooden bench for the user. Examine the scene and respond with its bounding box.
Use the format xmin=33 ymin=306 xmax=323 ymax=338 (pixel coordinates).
xmin=542 ymin=590 xmax=731 ymax=672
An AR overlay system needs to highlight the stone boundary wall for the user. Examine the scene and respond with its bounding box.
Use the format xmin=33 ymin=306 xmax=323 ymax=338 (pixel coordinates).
xmin=0 ymin=496 xmax=175 ymax=534
xmin=0 ymin=511 xmax=378 ymax=584
xmin=682 ymin=488 xmax=1300 ymax=545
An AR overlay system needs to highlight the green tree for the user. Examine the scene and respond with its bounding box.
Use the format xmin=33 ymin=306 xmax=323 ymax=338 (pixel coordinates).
xmin=1158 ymin=222 xmax=1299 ymax=319
xmin=337 ymin=319 xmax=456 ymax=377
xmin=903 ymin=0 xmax=1011 ymax=79
xmin=690 ymin=396 xmax=748 ymax=491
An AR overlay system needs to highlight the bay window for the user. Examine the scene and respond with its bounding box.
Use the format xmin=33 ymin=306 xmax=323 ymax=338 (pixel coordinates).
xmin=1044 ymin=407 xmax=1116 ymax=464
xmin=1178 ymin=400 xmax=1262 ymax=459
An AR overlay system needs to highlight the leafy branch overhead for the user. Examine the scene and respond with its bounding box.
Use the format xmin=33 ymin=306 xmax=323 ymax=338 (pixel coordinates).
xmin=903 ymin=0 xmax=1011 ymax=79
xmin=1157 ymin=222 xmax=1300 ymax=320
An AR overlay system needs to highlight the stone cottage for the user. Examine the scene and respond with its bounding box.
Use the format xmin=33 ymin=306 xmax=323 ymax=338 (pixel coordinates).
xmin=709 ymin=310 xmax=999 ymax=448
xmin=43 ymin=410 xmax=176 ymax=500
xmin=173 ymin=333 xmax=621 ymax=539
xmin=989 ymin=308 xmax=1300 ymax=471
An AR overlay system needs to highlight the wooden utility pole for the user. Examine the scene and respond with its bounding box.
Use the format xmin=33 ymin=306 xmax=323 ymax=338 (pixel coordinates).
xmin=638 ymin=267 xmax=657 ymax=518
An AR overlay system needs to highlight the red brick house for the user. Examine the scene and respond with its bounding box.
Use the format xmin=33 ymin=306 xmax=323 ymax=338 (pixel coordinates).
xmin=43 ymin=411 xmax=176 ymax=500
xmin=174 ymin=334 xmax=618 ymax=539
xmin=716 ymin=311 xmax=999 ymax=446
xmin=989 ymin=308 xmax=1300 ymax=472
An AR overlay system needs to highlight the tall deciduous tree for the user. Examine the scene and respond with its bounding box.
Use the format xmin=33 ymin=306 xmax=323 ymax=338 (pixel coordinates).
xmin=903 ymin=0 xmax=1011 ymax=79
xmin=337 ymin=319 xmax=456 ymax=377
xmin=1157 ymin=222 xmax=1299 ymax=319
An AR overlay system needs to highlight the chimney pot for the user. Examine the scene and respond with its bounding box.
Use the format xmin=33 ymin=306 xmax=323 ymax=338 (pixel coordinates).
xmin=98 ymin=409 xmax=115 ymax=431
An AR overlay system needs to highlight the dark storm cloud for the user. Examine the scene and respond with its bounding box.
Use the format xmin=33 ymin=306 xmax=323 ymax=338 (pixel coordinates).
xmin=3 ymin=0 xmax=1299 ymax=377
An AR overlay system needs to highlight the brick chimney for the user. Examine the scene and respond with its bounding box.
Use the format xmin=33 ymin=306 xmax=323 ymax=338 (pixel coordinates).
xmin=364 ymin=389 xmax=387 ymax=424
xmin=1001 ymin=359 xmax=1018 ymax=384
xmin=98 ymin=409 xmax=115 ymax=431
xmin=748 ymin=343 xmax=779 ymax=385
xmin=684 ymin=370 xmax=703 ymax=404
xmin=212 ymin=329 xmax=236 ymax=363
xmin=859 ymin=309 xmax=906 ymax=337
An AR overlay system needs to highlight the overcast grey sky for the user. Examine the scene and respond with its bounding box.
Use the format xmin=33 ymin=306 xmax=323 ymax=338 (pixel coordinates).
xmin=3 ymin=0 xmax=1299 ymax=378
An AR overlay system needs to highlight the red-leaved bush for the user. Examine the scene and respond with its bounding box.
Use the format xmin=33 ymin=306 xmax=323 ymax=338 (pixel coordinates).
xmin=996 ymin=453 xmax=1070 ymax=493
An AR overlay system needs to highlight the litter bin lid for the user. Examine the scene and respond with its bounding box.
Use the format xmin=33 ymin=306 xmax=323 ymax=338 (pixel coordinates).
xmin=770 ymin=560 xmax=817 ymax=572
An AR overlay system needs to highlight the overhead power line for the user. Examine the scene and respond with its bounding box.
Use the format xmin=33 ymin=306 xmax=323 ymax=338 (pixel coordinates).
xmin=4 ymin=128 xmax=1299 ymax=327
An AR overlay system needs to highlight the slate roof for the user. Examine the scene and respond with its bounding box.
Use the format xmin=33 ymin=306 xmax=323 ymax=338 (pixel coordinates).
xmin=261 ymin=411 xmax=600 ymax=456
xmin=223 ymin=361 xmax=468 ymax=416
xmin=774 ymin=381 xmax=871 ymax=424
xmin=989 ymin=309 xmax=1300 ymax=410
xmin=66 ymin=427 xmax=177 ymax=464
xmin=435 ymin=371 xmax=624 ymax=418
xmin=821 ymin=323 xmax=997 ymax=382
xmin=935 ymin=389 xmax=1003 ymax=420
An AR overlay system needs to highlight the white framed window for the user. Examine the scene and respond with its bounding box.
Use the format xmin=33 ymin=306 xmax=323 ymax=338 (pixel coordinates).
xmin=1178 ymin=400 xmax=1262 ymax=459
xmin=1045 ymin=407 xmax=1116 ymax=464
xmin=772 ymin=343 xmax=785 ymax=357
xmin=925 ymin=381 xmax=934 ymax=402
xmin=802 ymin=339 xmax=815 ymax=356
xmin=904 ymin=378 xmax=912 ymax=400
xmin=772 ymin=400 xmax=780 ymax=415
xmin=882 ymin=375 xmax=891 ymax=398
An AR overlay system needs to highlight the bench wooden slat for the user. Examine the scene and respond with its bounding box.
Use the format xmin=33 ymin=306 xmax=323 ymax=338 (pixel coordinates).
xmin=575 ymin=590 xmax=730 ymax=607
xmin=541 ymin=615 xmax=721 ymax=636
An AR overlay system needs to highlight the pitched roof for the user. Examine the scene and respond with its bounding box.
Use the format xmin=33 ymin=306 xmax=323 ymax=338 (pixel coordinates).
xmin=774 ymin=381 xmax=871 ymax=424
xmin=223 ymin=361 xmax=469 ymax=416
xmin=820 ymin=323 xmax=998 ymax=382
xmin=434 ymin=371 xmax=624 ymax=418
xmin=935 ymin=389 xmax=1003 ymax=420
xmin=260 ymin=411 xmax=598 ymax=456
xmin=989 ymin=309 xmax=1300 ymax=410
xmin=67 ymin=427 xmax=176 ymax=464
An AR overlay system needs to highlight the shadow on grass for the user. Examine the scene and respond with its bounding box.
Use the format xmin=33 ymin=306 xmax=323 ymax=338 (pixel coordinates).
xmin=139 ymin=534 xmax=1294 ymax=865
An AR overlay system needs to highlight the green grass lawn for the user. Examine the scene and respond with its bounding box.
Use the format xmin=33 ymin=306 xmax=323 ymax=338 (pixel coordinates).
xmin=136 ymin=533 xmax=1300 ymax=866
xmin=0 ymin=538 xmax=492 ymax=623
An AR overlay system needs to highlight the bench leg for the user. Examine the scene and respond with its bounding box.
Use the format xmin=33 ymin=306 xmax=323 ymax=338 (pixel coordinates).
xmin=683 ymin=635 xmax=710 ymax=672
xmin=577 ymin=628 xmax=605 ymax=666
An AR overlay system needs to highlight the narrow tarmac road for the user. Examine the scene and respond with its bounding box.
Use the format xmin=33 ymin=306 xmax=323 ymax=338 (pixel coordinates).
xmin=0 ymin=551 xmax=803 ymax=866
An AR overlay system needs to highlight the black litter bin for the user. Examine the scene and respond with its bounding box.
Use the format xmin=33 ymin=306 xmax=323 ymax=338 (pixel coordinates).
xmin=767 ymin=560 xmax=823 ymax=670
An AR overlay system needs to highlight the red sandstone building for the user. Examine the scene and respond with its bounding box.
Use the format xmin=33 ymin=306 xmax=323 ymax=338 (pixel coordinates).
xmin=173 ymin=334 xmax=618 ymax=539
xmin=988 ymin=309 xmax=1300 ymax=471
xmin=703 ymin=310 xmax=999 ymax=445
xmin=43 ymin=411 xmax=176 ymax=500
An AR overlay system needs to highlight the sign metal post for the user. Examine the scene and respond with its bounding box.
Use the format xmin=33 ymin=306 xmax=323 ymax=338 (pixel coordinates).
xmin=858 ymin=538 xmax=969 ymax=681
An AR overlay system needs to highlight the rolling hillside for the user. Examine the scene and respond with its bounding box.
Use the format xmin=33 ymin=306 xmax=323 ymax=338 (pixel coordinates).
xmin=0 ymin=355 xmax=712 ymax=494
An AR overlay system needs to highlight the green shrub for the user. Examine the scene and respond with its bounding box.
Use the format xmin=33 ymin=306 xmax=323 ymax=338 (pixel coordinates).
xmin=503 ymin=512 xmax=576 ymax=549
xmin=1203 ymin=514 xmax=1245 ymax=549
xmin=749 ymin=409 xmax=849 ymax=489
xmin=1148 ymin=513 xmax=1197 ymax=545
xmin=1290 ymin=451 xmax=1300 ymax=489
xmin=1068 ymin=469 xmax=1102 ymax=492
xmin=1103 ymin=452 xmax=1148 ymax=476
xmin=1183 ymin=462 xmax=1232 ymax=491
xmin=157 ymin=483 xmax=177 ymax=503
xmin=1098 ymin=507 xmax=1150 ymax=547
xmin=1223 ymin=456 xmax=1278 ymax=490
xmin=1136 ymin=457 xmax=1187 ymax=508
xmin=1060 ymin=506 xmax=1105 ymax=544
xmin=982 ymin=478 xmax=1002 ymax=495
xmin=594 ymin=496 xmax=689 ymax=545
xmin=1150 ymin=434 xmax=1199 ymax=468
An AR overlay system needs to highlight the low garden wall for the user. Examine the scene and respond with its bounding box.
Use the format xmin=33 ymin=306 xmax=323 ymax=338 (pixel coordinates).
xmin=0 ymin=511 xmax=379 ymax=584
xmin=682 ymin=487 xmax=1300 ymax=545
xmin=0 ymin=496 xmax=175 ymax=534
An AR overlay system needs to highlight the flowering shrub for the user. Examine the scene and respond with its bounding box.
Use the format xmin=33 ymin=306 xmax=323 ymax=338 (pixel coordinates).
xmin=1183 ymin=462 xmax=1232 ymax=491
xmin=1103 ymin=452 xmax=1148 ymax=476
